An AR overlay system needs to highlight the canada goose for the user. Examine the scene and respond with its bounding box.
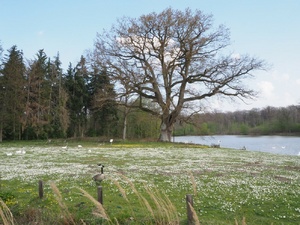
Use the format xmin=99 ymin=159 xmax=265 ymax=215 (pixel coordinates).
xmin=93 ymin=164 xmax=105 ymax=184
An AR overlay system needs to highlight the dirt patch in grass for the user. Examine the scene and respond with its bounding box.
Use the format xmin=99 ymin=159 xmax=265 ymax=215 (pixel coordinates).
xmin=284 ymin=165 xmax=300 ymax=171
xmin=274 ymin=175 xmax=292 ymax=183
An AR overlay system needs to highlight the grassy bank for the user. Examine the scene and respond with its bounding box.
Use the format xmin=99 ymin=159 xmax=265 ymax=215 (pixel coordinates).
xmin=0 ymin=140 xmax=299 ymax=224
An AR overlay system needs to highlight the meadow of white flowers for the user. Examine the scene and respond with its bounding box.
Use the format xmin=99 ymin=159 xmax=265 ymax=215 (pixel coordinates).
xmin=1 ymin=145 xmax=299 ymax=185
xmin=1 ymin=144 xmax=300 ymax=222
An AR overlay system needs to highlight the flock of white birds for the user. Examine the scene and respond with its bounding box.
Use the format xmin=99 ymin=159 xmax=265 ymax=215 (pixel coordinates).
xmin=4 ymin=139 xmax=114 ymax=157
xmin=6 ymin=149 xmax=26 ymax=156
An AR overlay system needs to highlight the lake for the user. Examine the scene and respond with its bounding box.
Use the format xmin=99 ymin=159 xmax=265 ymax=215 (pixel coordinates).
xmin=174 ymin=135 xmax=300 ymax=156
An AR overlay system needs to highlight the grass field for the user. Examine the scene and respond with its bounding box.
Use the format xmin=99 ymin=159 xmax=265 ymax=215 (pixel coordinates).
xmin=0 ymin=140 xmax=299 ymax=224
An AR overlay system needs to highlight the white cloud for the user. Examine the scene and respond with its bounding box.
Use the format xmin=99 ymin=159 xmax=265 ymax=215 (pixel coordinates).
xmin=231 ymin=53 xmax=241 ymax=60
xmin=270 ymin=70 xmax=290 ymax=81
xmin=258 ymin=81 xmax=274 ymax=98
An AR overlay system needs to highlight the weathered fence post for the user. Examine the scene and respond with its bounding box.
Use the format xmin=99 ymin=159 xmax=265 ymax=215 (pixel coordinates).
xmin=186 ymin=194 xmax=194 ymax=225
xmin=39 ymin=180 xmax=44 ymax=199
xmin=97 ymin=186 xmax=103 ymax=204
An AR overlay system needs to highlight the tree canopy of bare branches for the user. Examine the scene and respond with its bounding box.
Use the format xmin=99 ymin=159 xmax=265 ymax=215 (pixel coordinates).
xmin=93 ymin=8 xmax=265 ymax=141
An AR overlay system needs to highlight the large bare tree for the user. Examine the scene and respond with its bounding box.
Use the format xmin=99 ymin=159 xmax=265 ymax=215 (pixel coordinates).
xmin=93 ymin=8 xmax=265 ymax=141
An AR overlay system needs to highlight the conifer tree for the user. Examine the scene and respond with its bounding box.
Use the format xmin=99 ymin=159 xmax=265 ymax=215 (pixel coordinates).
xmin=64 ymin=57 xmax=89 ymax=138
xmin=46 ymin=54 xmax=69 ymax=138
xmin=88 ymin=65 xmax=118 ymax=137
xmin=24 ymin=49 xmax=50 ymax=139
xmin=0 ymin=42 xmax=4 ymax=141
xmin=0 ymin=45 xmax=26 ymax=140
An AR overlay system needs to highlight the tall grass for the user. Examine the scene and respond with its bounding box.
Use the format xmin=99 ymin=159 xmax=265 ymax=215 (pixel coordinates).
xmin=0 ymin=199 xmax=14 ymax=225
xmin=0 ymin=174 xmax=198 ymax=225
xmin=187 ymin=202 xmax=200 ymax=225
xmin=120 ymin=174 xmax=156 ymax=220
xmin=50 ymin=182 xmax=76 ymax=225
xmin=143 ymin=183 xmax=179 ymax=224
xmin=234 ymin=217 xmax=246 ymax=225
xmin=77 ymin=188 xmax=110 ymax=221
xmin=189 ymin=171 xmax=197 ymax=197
xmin=0 ymin=175 xmax=281 ymax=225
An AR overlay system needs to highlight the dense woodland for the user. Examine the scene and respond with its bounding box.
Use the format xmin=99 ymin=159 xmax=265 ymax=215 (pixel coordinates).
xmin=0 ymin=45 xmax=299 ymax=141
xmin=0 ymin=45 xmax=160 ymax=141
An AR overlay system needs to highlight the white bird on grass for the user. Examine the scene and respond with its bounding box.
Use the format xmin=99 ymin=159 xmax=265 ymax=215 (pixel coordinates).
xmin=16 ymin=150 xmax=26 ymax=154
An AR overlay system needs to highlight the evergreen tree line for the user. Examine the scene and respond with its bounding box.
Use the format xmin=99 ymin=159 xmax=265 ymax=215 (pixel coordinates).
xmin=174 ymin=105 xmax=300 ymax=136
xmin=0 ymin=45 xmax=160 ymax=141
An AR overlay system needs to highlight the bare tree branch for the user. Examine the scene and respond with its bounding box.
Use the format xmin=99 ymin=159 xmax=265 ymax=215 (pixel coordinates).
xmin=92 ymin=7 xmax=266 ymax=141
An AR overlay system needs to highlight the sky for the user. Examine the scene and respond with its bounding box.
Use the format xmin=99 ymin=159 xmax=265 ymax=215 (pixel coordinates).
xmin=1 ymin=0 xmax=300 ymax=112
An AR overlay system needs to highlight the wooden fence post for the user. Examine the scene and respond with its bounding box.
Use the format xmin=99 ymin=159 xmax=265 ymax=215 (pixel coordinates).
xmin=186 ymin=194 xmax=194 ymax=225
xmin=97 ymin=186 xmax=103 ymax=204
xmin=39 ymin=180 xmax=44 ymax=199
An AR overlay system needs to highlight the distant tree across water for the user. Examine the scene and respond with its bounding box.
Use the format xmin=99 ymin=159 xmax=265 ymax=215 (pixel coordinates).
xmin=174 ymin=105 xmax=300 ymax=136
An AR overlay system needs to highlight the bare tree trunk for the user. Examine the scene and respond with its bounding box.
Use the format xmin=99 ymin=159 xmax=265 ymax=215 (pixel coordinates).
xmin=122 ymin=115 xmax=127 ymax=140
xmin=159 ymin=121 xmax=173 ymax=142
xmin=122 ymin=105 xmax=131 ymax=140
xmin=0 ymin=122 xmax=3 ymax=142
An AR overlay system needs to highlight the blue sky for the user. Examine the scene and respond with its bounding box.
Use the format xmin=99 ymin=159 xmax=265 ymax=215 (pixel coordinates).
xmin=1 ymin=0 xmax=300 ymax=111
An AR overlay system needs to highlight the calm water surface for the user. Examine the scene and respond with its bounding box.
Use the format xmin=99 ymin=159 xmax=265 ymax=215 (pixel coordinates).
xmin=174 ymin=135 xmax=300 ymax=156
